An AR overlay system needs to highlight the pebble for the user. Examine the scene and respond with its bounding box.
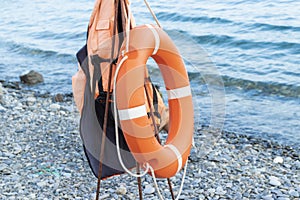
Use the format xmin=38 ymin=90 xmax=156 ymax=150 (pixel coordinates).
xmin=226 ymin=182 xmax=233 ymax=188
xmin=12 ymin=143 xmax=22 ymax=154
xmin=273 ymin=156 xmax=284 ymax=164
xmin=277 ymin=197 xmax=290 ymax=200
xmin=215 ymin=186 xmax=226 ymax=195
xmin=0 ymin=83 xmax=3 ymax=103
xmin=0 ymin=85 xmax=299 ymax=199
xmin=19 ymin=70 xmax=44 ymax=85
xmin=289 ymin=189 xmax=299 ymax=197
xmin=207 ymin=188 xmax=215 ymax=196
xmin=54 ymin=93 xmax=64 ymax=102
xmin=50 ymin=103 xmax=61 ymax=111
xmin=37 ymin=181 xmax=48 ymax=187
xmin=294 ymin=160 xmax=300 ymax=169
xmin=26 ymin=97 xmax=36 ymax=103
xmin=269 ymin=176 xmax=282 ymax=186
xmin=99 ymin=193 xmax=110 ymax=199
xmin=0 ymin=104 xmax=6 ymax=112
xmin=0 ymin=164 xmax=9 ymax=172
xmin=28 ymin=194 xmax=36 ymax=199
xmin=144 ymin=184 xmax=155 ymax=194
xmin=263 ymin=194 xmax=274 ymax=200
xmin=116 ymin=186 xmax=127 ymax=195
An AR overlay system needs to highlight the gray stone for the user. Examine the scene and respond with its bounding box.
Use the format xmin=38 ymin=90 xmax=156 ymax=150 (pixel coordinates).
xmin=116 ymin=186 xmax=127 ymax=195
xmin=26 ymin=97 xmax=36 ymax=103
xmin=20 ymin=70 xmax=44 ymax=85
xmin=12 ymin=143 xmax=22 ymax=154
xmin=144 ymin=184 xmax=155 ymax=194
xmin=295 ymin=160 xmax=300 ymax=169
xmin=0 ymin=83 xmax=3 ymax=104
xmin=37 ymin=181 xmax=47 ymax=187
xmin=207 ymin=188 xmax=215 ymax=196
xmin=243 ymin=144 xmax=253 ymax=150
xmin=271 ymin=189 xmax=283 ymax=196
xmin=289 ymin=189 xmax=299 ymax=197
xmin=215 ymin=186 xmax=226 ymax=195
xmin=273 ymin=156 xmax=284 ymax=164
xmin=50 ymin=103 xmax=60 ymax=111
xmin=28 ymin=194 xmax=36 ymax=199
xmin=0 ymin=105 xmax=6 ymax=112
xmin=269 ymin=176 xmax=281 ymax=186
xmin=63 ymin=173 xmax=72 ymax=178
xmin=262 ymin=194 xmax=274 ymax=200
xmin=277 ymin=198 xmax=290 ymax=200
xmin=99 ymin=194 xmax=110 ymax=199
xmin=226 ymin=182 xmax=233 ymax=188
xmin=0 ymin=164 xmax=9 ymax=172
xmin=1 ymin=167 xmax=12 ymax=175
xmin=54 ymin=93 xmax=64 ymax=102
xmin=234 ymin=192 xmax=243 ymax=199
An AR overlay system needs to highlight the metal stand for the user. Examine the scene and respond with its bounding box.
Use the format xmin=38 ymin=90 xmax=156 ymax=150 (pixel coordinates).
xmin=94 ymin=0 xmax=174 ymax=198
xmin=95 ymin=0 xmax=119 ymax=199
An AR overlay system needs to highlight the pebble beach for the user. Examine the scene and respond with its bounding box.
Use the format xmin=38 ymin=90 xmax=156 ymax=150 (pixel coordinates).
xmin=0 ymin=83 xmax=299 ymax=200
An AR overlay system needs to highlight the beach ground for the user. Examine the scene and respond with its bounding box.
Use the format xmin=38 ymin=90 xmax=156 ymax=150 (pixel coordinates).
xmin=0 ymin=84 xmax=299 ymax=200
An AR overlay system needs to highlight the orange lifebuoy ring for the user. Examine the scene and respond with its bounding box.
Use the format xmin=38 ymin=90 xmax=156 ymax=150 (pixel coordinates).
xmin=115 ymin=24 xmax=194 ymax=178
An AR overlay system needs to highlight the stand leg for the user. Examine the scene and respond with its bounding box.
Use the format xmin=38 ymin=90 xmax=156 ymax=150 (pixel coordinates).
xmin=144 ymin=83 xmax=175 ymax=200
xmin=137 ymin=163 xmax=143 ymax=200
xmin=167 ymin=178 xmax=175 ymax=200
xmin=95 ymin=130 xmax=107 ymax=200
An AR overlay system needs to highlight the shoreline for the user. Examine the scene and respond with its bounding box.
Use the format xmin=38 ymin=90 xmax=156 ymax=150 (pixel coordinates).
xmin=0 ymin=84 xmax=299 ymax=199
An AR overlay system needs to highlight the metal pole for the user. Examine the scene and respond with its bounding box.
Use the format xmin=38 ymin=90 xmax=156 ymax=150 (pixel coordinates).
xmin=95 ymin=0 xmax=120 ymax=199
xmin=136 ymin=163 xmax=143 ymax=200
xmin=144 ymin=82 xmax=175 ymax=200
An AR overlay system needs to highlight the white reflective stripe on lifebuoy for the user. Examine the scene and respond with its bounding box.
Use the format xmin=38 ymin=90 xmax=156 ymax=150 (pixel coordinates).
xmin=165 ymin=144 xmax=182 ymax=173
xmin=167 ymin=85 xmax=192 ymax=100
xmin=118 ymin=105 xmax=147 ymax=121
xmin=145 ymin=24 xmax=160 ymax=55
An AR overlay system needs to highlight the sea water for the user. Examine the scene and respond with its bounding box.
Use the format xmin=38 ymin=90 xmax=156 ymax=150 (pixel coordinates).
xmin=0 ymin=0 xmax=299 ymax=147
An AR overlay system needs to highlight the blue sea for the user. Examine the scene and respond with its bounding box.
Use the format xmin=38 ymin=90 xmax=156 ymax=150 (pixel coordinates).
xmin=0 ymin=0 xmax=299 ymax=147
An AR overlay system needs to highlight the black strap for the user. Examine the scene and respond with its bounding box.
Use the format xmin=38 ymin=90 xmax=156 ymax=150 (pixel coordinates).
xmin=151 ymin=83 xmax=161 ymax=119
xmin=145 ymin=77 xmax=161 ymax=120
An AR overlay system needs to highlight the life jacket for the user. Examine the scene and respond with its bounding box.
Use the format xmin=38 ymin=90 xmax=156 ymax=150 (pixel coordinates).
xmin=72 ymin=0 xmax=168 ymax=179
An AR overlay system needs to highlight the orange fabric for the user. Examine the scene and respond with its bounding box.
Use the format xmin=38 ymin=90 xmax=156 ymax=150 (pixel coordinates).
xmin=72 ymin=1 xmax=167 ymax=135
xmin=72 ymin=65 xmax=86 ymax=114
xmin=87 ymin=0 xmax=135 ymax=92
xmin=72 ymin=0 xmax=135 ymax=113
